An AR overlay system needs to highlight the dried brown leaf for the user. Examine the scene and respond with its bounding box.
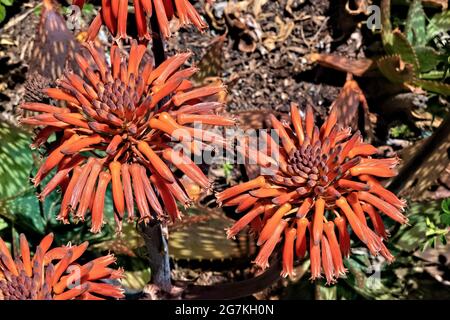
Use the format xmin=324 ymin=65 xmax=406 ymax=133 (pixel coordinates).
xmin=309 ymin=53 xmax=375 ymax=77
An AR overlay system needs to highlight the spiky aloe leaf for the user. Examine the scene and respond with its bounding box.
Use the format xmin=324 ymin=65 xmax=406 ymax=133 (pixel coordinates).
xmin=392 ymin=30 xmax=420 ymax=73
xmin=414 ymin=79 xmax=450 ymax=96
xmin=0 ymin=189 xmax=46 ymax=235
xmin=426 ymin=10 xmax=450 ymax=42
xmin=0 ymin=217 xmax=7 ymax=232
xmin=121 ymin=268 xmax=151 ymax=291
xmin=344 ymin=254 xmax=400 ymax=299
xmin=377 ymin=55 xmax=416 ymax=84
xmin=41 ymin=182 xmax=117 ymax=245
xmin=392 ymin=201 xmax=443 ymax=252
xmin=0 ymin=121 xmax=117 ymax=240
xmin=405 ymin=0 xmax=427 ymax=46
xmin=0 ymin=122 xmax=34 ymax=199
xmin=420 ymin=70 xmax=447 ymax=80
xmin=414 ymin=46 xmax=447 ymax=73
xmin=0 ymin=121 xmax=46 ymax=234
xmin=316 ymin=284 xmax=337 ymax=300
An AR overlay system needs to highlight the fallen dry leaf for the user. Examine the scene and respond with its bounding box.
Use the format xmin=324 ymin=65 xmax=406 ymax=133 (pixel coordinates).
xmin=309 ymin=53 xmax=375 ymax=77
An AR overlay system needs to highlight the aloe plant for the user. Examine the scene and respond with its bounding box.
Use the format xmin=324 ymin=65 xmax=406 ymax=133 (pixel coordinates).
xmin=380 ymin=0 xmax=450 ymax=95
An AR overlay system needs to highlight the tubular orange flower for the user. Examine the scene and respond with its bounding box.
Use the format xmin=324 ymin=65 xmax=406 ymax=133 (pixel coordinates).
xmin=0 ymin=233 xmax=123 ymax=300
xmin=281 ymin=228 xmax=297 ymax=278
xmin=20 ymin=41 xmax=231 ymax=232
xmin=218 ymin=103 xmax=407 ymax=282
xmin=75 ymin=0 xmax=208 ymax=41
xmin=321 ymin=236 xmax=336 ymax=285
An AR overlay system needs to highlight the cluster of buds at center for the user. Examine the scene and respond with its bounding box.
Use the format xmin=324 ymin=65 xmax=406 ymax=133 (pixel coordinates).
xmin=217 ymin=104 xmax=407 ymax=284
xmin=0 ymin=233 xmax=123 ymax=300
xmin=73 ymin=0 xmax=207 ymax=41
xmin=20 ymin=41 xmax=232 ymax=232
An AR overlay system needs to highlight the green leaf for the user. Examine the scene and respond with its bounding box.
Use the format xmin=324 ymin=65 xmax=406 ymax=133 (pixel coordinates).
xmin=0 ymin=122 xmax=35 ymax=200
xmin=0 ymin=5 xmax=6 ymax=22
xmin=426 ymin=10 xmax=450 ymax=42
xmin=81 ymin=3 xmax=94 ymax=14
xmin=391 ymin=30 xmax=420 ymax=72
xmin=0 ymin=217 xmax=7 ymax=231
xmin=316 ymin=284 xmax=337 ymax=300
xmin=377 ymin=55 xmax=416 ymax=84
xmin=414 ymin=79 xmax=450 ymax=96
xmin=0 ymin=188 xmax=46 ymax=234
xmin=33 ymin=4 xmax=42 ymax=16
xmin=394 ymin=201 xmax=442 ymax=252
xmin=414 ymin=46 xmax=446 ymax=73
xmin=420 ymin=70 xmax=446 ymax=80
xmin=0 ymin=0 xmax=13 ymax=6
xmin=405 ymin=0 xmax=426 ymax=46
xmin=0 ymin=123 xmax=119 ymax=243
xmin=389 ymin=124 xmax=413 ymax=138
xmin=40 ymin=185 xmax=117 ymax=246
xmin=344 ymin=255 xmax=398 ymax=299
xmin=0 ymin=122 xmax=47 ymax=235
xmin=441 ymin=198 xmax=450 ymax=214
xmin=122 ymin=268 xmax=151 ymax=291
xmin=441 ymin=213 xmax=450 ymax=226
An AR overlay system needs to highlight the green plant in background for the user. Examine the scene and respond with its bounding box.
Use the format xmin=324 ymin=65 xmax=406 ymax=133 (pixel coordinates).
xmin=34 ymin=2 xmax=95 ymax=19
xmin=416 ymin=198 xmax=450 ymax=251
xmin=380 ymin=0 xmax=450 ymax=95
xmin=0 ymin=121 xmax=117 ymax=246
xmin=423 ymin=198 xmax=450 ymax=250
xmin=389 ymin=124 xmax=414 ymax=138
xmin=423 ymin=216 xmax=448 ymax=250
xmin=0 ymin=217 xmax=7 ymax=231
xmin=0 ymin=0 xmax=13 ymax=22
xmin=62 ymin=2 xmax=95 ymax=18
xmin=222 ymin=162 xmax=234 ymax=183
xmin=65 ymin=2 xmax=94 ymax=14
xmin=441 ymin=198 xmax=450 ymax=225
xmin=393 ymin=200 xmax=449 ymax=252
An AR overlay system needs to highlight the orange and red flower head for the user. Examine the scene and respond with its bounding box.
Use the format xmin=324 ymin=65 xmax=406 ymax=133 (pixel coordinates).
xmin=20 ymin=41 xmax=231 ymax=232
xmin=217 ymin=104 xmax=407 ymax=284
xmin=0 ymin=233 xmax=124 ymax=300
xmin=75 ymin=0 xmax=207 ymax=41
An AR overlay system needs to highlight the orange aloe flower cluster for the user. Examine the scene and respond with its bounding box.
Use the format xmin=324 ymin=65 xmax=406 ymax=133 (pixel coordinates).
xmin=217 ymin=104 xmax=407 ymax=284
xmin=20 ymin=41 xmax=231 ymax=232
xmin=73 ymin=0 xmax=207 ymax=41
xmin=0 ymin=233 xmax=123 ymax=300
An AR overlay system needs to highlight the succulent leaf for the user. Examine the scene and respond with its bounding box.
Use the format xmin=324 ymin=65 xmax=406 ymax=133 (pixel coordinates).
xmin=405 ymin=0 xmax=427 ymax=46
